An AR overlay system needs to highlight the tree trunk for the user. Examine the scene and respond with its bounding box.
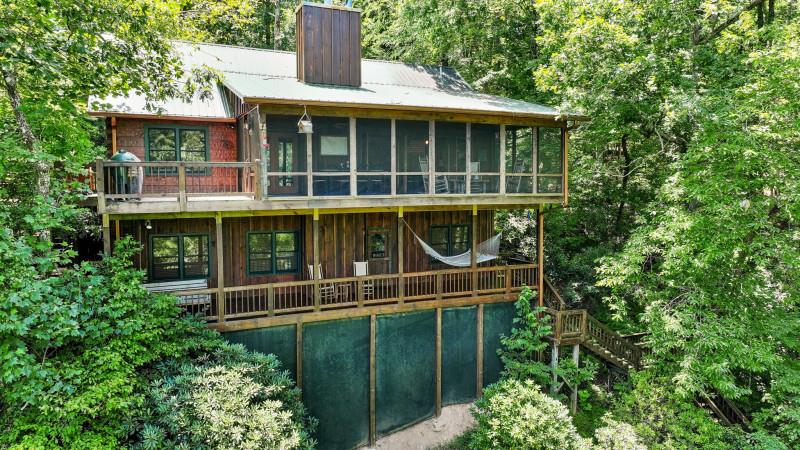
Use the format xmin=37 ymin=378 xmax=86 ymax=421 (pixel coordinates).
xmin=614 ymin=136 xmax=630 ymax=236
xmin=273 ymin=0 xmax=281 ymax=50
xmin=1 ymin=67 xmax=52 ymax=240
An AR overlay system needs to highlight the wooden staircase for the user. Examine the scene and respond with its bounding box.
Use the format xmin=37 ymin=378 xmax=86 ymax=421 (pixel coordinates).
xmin=542 ymin=276 xmax=750 ymax=428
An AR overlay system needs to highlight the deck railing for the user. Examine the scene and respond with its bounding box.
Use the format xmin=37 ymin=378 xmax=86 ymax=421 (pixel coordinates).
xmin=169 ymin=263 xmax=537 ymax=323
xmin=547 ymin=308 xmax=643 ymax=369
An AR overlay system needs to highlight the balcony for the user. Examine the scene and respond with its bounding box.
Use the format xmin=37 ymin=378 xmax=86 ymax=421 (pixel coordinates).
xmin=167 ymin=263 xmax=537 ymax=330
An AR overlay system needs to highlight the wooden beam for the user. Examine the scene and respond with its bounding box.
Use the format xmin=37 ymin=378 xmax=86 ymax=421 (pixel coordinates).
xmin=476 ymin=303 xmax=484 ymax=396
xmin=471 ymin=205 xmax=478 ymax=296
xmin=570 ymin=344 xmax=580 ymax=414
xmin=435 ymin=307 xmax=442 ymax=417
xmin=102 ymin=213 xmax=111 ymax=255
xmin=428 ymin=120 xmax=435 ymax=194
xmin=216 ymin=212 xmax=226 ymax=323
xmin=89 ymin=112 xmax=237 ymax=123
xmin=465 ymin=123 xmax=472 ymax=194
xmin=213 ymin=292 xmax=517 ymax=331
xmin=533 ymin=127 xmax=539 ymax=194
xmin=499 ymin=124 xmax=506 ymax=194
xmin=306 ymin=133 xmax=313 ymax=197
xmin=563 ymin=128 xmax=569 ymax=206
xmin=95 ymin=158 xmax=106 ymax=213
xmin=390 ymin=119 xmax=397 ymax=196
xmin=178 ymin=162 xmax=187 ymax=211
xmin=538 ymin=207 xmax=544 ymax=308
xmin=296 ymin=318 xmax=303 ymax=389
xmin=110 ymin=117 xmax=117 ymax=155
xmin=312 ymin=209 xmax=320 ymax=310
xmin=369 ymin=314 xmax=377 ymax=447
xmin=397 ymin=206 xmax=404 ymax=303
xmin=114 ymin=220 xmax=121 ymax=241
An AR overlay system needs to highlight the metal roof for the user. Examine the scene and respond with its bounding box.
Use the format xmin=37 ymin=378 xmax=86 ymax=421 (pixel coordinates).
xmin=90 ymin=41 xmax=587 ymax=121
xmin=89 ymin=84 xmax=233 ymax=120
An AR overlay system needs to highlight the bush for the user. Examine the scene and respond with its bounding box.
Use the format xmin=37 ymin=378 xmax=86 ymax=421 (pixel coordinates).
xmin=469 ymin=379 xmax=590 ymax=449
xmin=128 ymin=342 xmax=316 ymax=449
xmin=592 ymin=414 xmax=647 ymax=450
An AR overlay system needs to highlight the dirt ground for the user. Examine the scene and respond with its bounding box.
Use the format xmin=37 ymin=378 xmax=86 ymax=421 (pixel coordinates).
xmin=360 ymin=403 xmax=475 ymax=450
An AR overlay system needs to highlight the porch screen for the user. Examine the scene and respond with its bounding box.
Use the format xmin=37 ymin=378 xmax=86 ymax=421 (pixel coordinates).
xmin=312 ymin=117 xmax=350 ymax=196
xmin=470 ymin=124 xmax=501 ymax=193
xmin=356 ymin=118 xmax=391 ymax=195
xmin=435 ymin=122 xmax=467 ymax=194
xmin=505 ymin=126 xmax=533 ymax=193
xmin=396 ymin=120 xmax=429 ymax=195
xmin=538 ymin=127 xmax=564 ymax=193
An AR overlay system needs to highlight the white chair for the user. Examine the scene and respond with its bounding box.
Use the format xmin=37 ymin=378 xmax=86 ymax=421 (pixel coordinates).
xmin=308 ymin=264 xmax=336 ymax=302
xmin=353 ymin=261 xmax=374 ymax=299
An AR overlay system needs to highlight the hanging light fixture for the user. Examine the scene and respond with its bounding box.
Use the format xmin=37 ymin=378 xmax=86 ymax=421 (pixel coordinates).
xmin=145 ymin=219 xmax=152 ymax=230
xmin=297 ymin=105 xmax=313 ymax=134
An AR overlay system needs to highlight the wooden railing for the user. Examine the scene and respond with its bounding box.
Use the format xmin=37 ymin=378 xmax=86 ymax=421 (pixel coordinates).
xmin=96 ymin=159 xmax=261 ymax=208
xmin=548 ymin=308 xmax=643 ymax=369
xmin=169 ymin=263 xmax=537 ymax=323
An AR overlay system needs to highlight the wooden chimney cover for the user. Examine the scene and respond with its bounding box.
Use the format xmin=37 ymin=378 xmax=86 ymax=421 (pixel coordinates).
xmin=295 ymin=2 xmax=362 ymax=87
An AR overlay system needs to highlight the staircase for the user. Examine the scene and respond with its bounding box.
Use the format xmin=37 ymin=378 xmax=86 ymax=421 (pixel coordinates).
xmin=542 ymin=277 xmax=750 ymax=428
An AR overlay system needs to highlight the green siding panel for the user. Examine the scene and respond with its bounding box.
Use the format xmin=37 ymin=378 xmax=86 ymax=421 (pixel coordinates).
xmin=224 ymin=325 xmax=297 ymax=379
xmin=376 ymin=310 xmax=436 ymax=436
xmin=442 ymin=306 xmax=477 ymax=405
xmin=482 ymin=302 xmax=517 ymax=388
xmin=303 ymin=318 xmax=370 ymax=450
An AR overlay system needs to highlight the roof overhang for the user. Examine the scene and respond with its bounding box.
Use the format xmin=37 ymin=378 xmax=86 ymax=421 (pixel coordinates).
xmin=87 ymin=111 xmax=237 ymax=123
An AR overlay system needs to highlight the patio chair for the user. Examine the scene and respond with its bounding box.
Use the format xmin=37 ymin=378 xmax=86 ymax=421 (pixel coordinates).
xmin=353 ymin=261 xmax=374 ymax=299
xmin=308 ymin=264 xmax=336 ymax=303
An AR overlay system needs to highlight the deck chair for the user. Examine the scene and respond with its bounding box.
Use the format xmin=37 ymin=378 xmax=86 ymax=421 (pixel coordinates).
xmin=418 ymin=155 xmax=449 ymax=194
xmin=307 ymin=264 xmax=336 ymax=303
xmin=353 ymin=261 xmax=374 ymax=299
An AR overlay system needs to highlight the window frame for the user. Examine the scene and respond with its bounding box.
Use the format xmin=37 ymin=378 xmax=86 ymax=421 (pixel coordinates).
xmin=366 ymin=227 xmax=390 ymax=261
xmin=429 ymin=223 xmax=472 ymax=261
xmin=144 ymin=124 xmax=210 ymax=175
xmin=246 ymin=230 xmax=302 ymax=276
xmin=149 ymin=233 xmax=211 ymax=281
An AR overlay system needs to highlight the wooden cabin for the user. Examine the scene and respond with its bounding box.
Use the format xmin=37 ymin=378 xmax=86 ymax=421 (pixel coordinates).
xmin=89 ymin=2 xmax=586 ymax=331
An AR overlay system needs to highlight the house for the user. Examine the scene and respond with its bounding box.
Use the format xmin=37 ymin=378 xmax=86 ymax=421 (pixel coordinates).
xmin=88 ymin=2 xmax=588 ymax=448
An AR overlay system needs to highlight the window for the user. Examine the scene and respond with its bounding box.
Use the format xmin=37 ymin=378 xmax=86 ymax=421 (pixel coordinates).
xmin=247 ymin=231 xmax=300 ymax=275
xmin=435 ymin=122 xmax=467 ymax=194
xmin=356 ymin=119 xmax=391 ymax=195
xmin=312 ymin=117 xmax=350 ymax=196
xmin=429 ymin=224 xmax=471 ymax=258
xmin=367 ymin=228 xmax=388 ymax=259
xmin=537 ymin=127 xmax=564 ymax=193
xmin=396 ymin=120 xmax=430 ymax=195
xmin=150 ymin=234 xmax=210 ymax=281
xmin=278 ymin=140 xmax=294 ymax=186
xmin=265 ymin=115 xmax=308 ymax=196
xmin=470 ymin=123 xmax=501 ymax=193
xmin=145 ymin=126 xmax=209 ymax=163
xmin=505 ymin=126 xmax=534 ymax=193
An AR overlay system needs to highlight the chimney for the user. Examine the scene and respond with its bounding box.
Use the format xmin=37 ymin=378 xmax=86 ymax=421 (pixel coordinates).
xmin=295 ymin=1 xmax=361 ymax=87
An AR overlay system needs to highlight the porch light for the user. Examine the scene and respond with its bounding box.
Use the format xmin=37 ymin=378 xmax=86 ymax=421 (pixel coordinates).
xmin=145 ymin=219 xmax=152 ymax=230
xmin=298 ymin=106 xmax=313 ymax=134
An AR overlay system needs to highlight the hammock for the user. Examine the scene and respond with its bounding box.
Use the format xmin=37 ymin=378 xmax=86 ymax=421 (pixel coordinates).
xmin=403 ymin=220 xmax=501 ymax=267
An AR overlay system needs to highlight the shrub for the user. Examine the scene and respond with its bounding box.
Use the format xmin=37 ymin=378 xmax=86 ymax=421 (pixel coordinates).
xmin=128 ymin=342 xmax=316 ymax=450
xmin=592 ymin=414 xmax=647 ymax=450
xmin=498 ymin=287 xmax=552 ymax=386
xmin=469 ymin=378 xmax=590 ymax=449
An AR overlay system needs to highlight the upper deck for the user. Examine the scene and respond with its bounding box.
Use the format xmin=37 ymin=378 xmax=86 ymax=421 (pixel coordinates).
xmin=94 ymin=108 xmax=570 ymax=215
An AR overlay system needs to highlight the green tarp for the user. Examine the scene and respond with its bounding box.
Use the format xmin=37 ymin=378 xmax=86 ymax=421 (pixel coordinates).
xmin=482 ymin=302 xmax=517 ymax=388
xmin=376 ymin=310 xmax=436 ymax=436
xmin=302 ymin=318 xmax=370 ymax=450
xmin=225 ymin=324 xmax=297 ymax=379
xmin=442 ymin=306 xmax=478 ymax=405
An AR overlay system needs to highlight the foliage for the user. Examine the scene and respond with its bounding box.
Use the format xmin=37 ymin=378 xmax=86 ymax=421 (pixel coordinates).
xmin=592 ymin=414 xmax=647 ymax=450
xmin=498 ymin=287 xmax=552 ymax=385
xmin=0 ymin=237 xmax=215 ymax=448
xmin=470 ymin=378 xmax=590 ymax=450
xmin=128 ymin=342 xmax=316 ymax=450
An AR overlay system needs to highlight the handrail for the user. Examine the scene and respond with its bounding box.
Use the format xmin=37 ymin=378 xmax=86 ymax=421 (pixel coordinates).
xmin=543 ymin=275 xmax=567 ymax=310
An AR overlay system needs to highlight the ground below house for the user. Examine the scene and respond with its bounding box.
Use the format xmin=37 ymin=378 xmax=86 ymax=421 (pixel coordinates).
xmin=361 ymin=403 xmax=475 ymax=450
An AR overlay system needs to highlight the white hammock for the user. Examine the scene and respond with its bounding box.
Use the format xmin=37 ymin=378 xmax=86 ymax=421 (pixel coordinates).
xmin=404 ymin=221 xmax=501 ymax=267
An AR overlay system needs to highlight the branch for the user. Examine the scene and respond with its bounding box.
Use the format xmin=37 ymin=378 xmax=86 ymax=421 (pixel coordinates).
xmin=694 ymin=0 xmax=766 ymax=45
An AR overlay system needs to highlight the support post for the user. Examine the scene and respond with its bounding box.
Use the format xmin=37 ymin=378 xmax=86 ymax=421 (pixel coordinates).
xmin=428 ymin=120 xmax=435 ymax=194
xmin=267 ymin=285 xmax=275 ymax=317
xmin=550 ymin=342 xmax=559 ymax=396
xmin=178 ymin=162 xmax=187 ymax=211
xmin=369 ymin=314 xmax=377 ymax=447
xmin=571 ymin=344 xmax=580 ymax=414
xmin=95 ymin=157 xmax=106 ymax=212
xmin=306 ymin=133 xmax=313 ymax=197
xmin=471 ymin=205 xmax=479 ymax=295
xmin=435 ymin=307 xmax=442 ymax=417
xmin=110 ymin=117 xmax=117 ymax=154
xmin=349 ymin=117 xmax=357 ymax=196
xmin=563 ymin=128 xmax=569 ymax=206
xmin=397 ymin=206 xmax=404 ymax=303
xmin=313 ymin=209 xmax=320 ymax=310
xmin=296 ymin=318 xmax=303 ymax=389
xmin=114 ymin=220 xmax=121 ymax=241
xmin=391 ymin=119 xmax=397 ymax=196
xmin=499 ymin=124 xmax=506 ymax=194
xmin=533 ymin=127 xmax=539 ymax=194
xmin=465 ymin=123 xmax=472 ymax=194
xmin=537 ymin=207 xmax=544 ymax=308
xmin=102 ymin=213 xmax=111 ymax=255
xmin=476 ymin=303 xmax=484 ymax=396
xmin=253 ymin=159 xmax=263 ymax=200
xmin=215 ymin=213 xmax=225 ymax=325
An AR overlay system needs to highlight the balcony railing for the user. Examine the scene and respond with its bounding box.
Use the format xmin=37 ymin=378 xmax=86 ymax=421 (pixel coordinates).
xmin=167 ymin=263 xmax=538 ymax=323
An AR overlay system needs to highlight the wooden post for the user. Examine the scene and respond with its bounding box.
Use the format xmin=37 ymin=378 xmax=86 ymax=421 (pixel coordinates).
xmin=570 ymin=344 xmax=580 ymax=414
xmin=95 ymin=157 xmax=106 ymax=212
xmin=102 ymin=213 xmax=111 ymax=255
xmin=550 ymin=342 xmax=559 ymax=396
xmin=110 ymin=117 xmax=118 ymax=154
xmin=253 ymin=159 xmax=263 ymax=200
xmin=369 ymin=314 xmax=377 ymax=447
xmin=267 ymin=285 xmax=275 ymax=317
xmin=563 ymin=128 xmax=569 ymax=206
xmin=428 ymin=120 xmax=435 ymax=194
xmin=435 ymin=307 xmax=442 ymax=417
xmin=537 ymin=207 xmax=544 ymax=308
xmin=471 ymin=204 xmax=478 ymax=296
xmin=114 ymin=220 xmax=121 ymax=241
xmin=306 ymin=133 xmax=313 ymax=197
xmin=397 ymin=207 xmax=404 ymax=303
xmin=178 ymin=162 xmax=187 ymax=211
xmin=499 ymin=124 xmax=506 ymax=194
xmin=357 ymin=278 xmax=365 ymax=307
xmin=532 ymin=127 xmax=539 ymax=194
xmin=296 ymin=318 xmax=303 ymax=389
xmin=465 ymin=123 xmax=472 ymax=194
xmin=436 ymin=273 xmax=443 ymax=300
xmin=476 ymin=303 xmax=484 ymax=396
xmin=349 ymin=117 xmax=357 ymax=196
xmin=390 ymin=119 xmax=397 ymax=196
xmin=215 ymin=213 xmax=226 ymax=325
xmin=313 ymin=209 xmax=320 ymax=310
